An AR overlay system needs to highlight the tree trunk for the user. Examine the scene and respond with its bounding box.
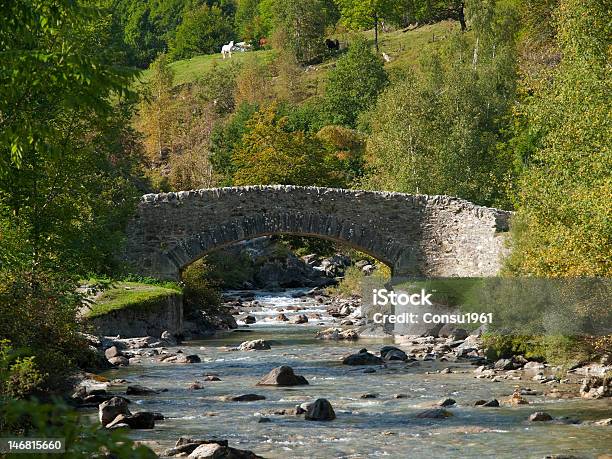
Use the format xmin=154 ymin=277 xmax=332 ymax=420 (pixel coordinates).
xmin=459 ymin=2 xmax=467 ymax=31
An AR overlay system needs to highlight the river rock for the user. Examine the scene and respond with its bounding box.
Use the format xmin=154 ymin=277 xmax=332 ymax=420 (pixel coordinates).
xmin=188 ymin=443 xmax=263 ymax=458
xmin=105 ymin=346 xmax=122 ymax=360
xmin=580 ymin=376 xmax=611 ymax=399
xmin=342 ymin=349 xmax=384 ymax=365
xmin=162 ymin=353 xmax=201 ymax=364
xmin=506 ymin=391 xmax=529 ymax=405
xmin=592 ymin=418 xmax=612 ymax=426
xmin=99 ymin=396 xmax=131 ymax=426
xmin=107 ymin=412 xmax=156 ymax=429
xmin=291 ymin=314 xmax=309 ymax=324
xmin=275 ymin=313 xmax=289 ymax=322
xmin=316 ymin=328 xmax=359 ymax=340
xmin=257 ymin=365 xmax=309 ymax=386
xmin=243 ymin=315 xmax=257 ymax=324
xmin=228 ymin=394 xmax=266 ymax=402
xmin=165 ymin=438 xmax=230 ymax=457
xmin=126 ymin=385 xmax=158 ymax=395
xmin=529 ymin=411 xmax=553 ymax=422
xmin=480 ymin=399 xmax=500 ymax=407
xmin=438 ymin=398 xmax=456 ymax=407
xmin=108 ymin=356 xmax=129 ymax=366
xmin=416 ymin=408 xmax=453 ymax=419
xmin=380 ymin=346 xmax=408 ymax=362
xmin=305 ymin=398 xmax=336 ymax=421
xmin=494 ymin=358 xmax=519 ymax=371
xmin=239 ymin=339 xmax=271 ymax=351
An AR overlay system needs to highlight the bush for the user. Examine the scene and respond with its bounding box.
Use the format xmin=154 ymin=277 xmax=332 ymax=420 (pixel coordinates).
xmin=181 ymin=259 xmax=223 ymax=318
xmin=323 ymin=37 xmax=388 ymax=128
xmin=170 ymin=5 xmax=234 ymax=60
xmin=0 ymin=398 xmax=156 ymax=458
xmin=0 ymin=272 xmax=89 ymax=394
xmin=0 ymin=341 xmax=45 ymax=399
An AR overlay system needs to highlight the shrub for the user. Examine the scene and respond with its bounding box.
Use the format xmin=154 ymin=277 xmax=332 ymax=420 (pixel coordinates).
xmin=0 ymin=341 xmax=45 ymax=399
xmin=0 ymin=398 xmax=156 ymax=458
xmin=323 ymin=37 xmax=388 ymax=128
xmin=181 ymin=259 xmax=223 ymax=318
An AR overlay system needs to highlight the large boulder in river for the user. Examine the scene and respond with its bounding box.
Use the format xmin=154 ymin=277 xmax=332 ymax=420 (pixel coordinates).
xmin=305 ymin=398 xmax=336 ymax=421
xmin=105 ymin=346 xmax=122 ymax=360
xmin=416 ymin=408 xmax=453 ymax=419
xmin=126 ymin=384 xmax=158 ymax=395
xmin=342 ymin=348 xmax=384 ymax=365
xmin=106 ymin=412 xmax=156 ymax=429
xmin=188 ymin=443 xmax=263 ymax=458
xmin=580 ymin=376 xmax=611 ymax=399
xmin=291 ymin=314 xmax=309 ymax=324
xmin=257 ymin=366 xmax=309 ymax=386
xmin=108 ymin=356 xmax=129 ymax=366
xmin=316 ymin=328 xmax=359 ymax=340
xmin=99 ymin=396 xmax=131 ymax=426
xmin=239 ymin=339 xmax=271 ymax=351
xmin=380 ymin=346 xmax=408 ymax=362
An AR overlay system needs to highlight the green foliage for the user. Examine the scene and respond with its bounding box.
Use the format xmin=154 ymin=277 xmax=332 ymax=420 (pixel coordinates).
xmin=0 ymin=398 xmax=156 ymax=458
xmin=482 ymin=334 xmax=547 ymax=361
xmin=0 ymin=272 xmax=88 ymax=394
xmin=0 ymin=0 xmax=141 ymax=276
xmin=335 ymin=0 xmax=403 ymax=30
xmin=273 ymin=0 xmax=328 ymax=64
xmin=170 ymin=4 xmax=235 ymax=60
xmin=0 ymin=341 xmax=45 ymax=399
xmin=235 ymin=0 xmax=275 ymax=44
xmin=323 ymin=38 xmax=388 ymax=127
xmin=330 ymin=263 xmax=391 ymax=297
xmin=211 ymin=102 xmax=261 ymax=185
xmin=84 ymin=282 xmax=181 ymax=319
xmin=0 ymin=0 xmax=141 ymax=394
xmin=363 ymin=3 xmax=518 ymax=208
xmin=232 ymin=105 xmax=345 ymax=186
xmin=506 ymin=0 xmax=611 ymax=276
xmin=202 ymin=251 xmax=257 ymax=289
xmin=178 ymin=260 xmax=223 ymax=318
xmin=482 ymin=334 xmax=596 ymax=365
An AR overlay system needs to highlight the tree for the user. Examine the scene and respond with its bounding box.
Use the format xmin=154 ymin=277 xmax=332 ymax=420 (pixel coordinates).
xmin=362 ymin=2 xmax=518 ymax=208
xmin=334 ymin=0 xmax=403 ymax=51
xmin=273 ymin=0 xmax=327 ymax=64
xmin=170 ymin=4 xmax=234 ymax=60
xmin=323 ymin=38 xmax=388 ymax=127
xmin=506 ymin=0 xmax=611 ymax=277
xmin=0 ymin=0 xmax=139 ymax=273
xmin=231 ymin=106 xmax=337 ymax=186
xmin=0 ymin=0 xmax=141 ymax=392
xmin=138 ymin=54 xmax=175 ymax=168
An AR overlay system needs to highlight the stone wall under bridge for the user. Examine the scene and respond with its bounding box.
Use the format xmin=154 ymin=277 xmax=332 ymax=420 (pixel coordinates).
xmin=123 ymin=186 xmax=512 ymax=280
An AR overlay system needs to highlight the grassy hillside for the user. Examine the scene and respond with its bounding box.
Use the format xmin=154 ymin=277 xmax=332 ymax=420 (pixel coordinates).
xmin=140 ymin=21 xmax=460 ymax=87
xmin=84 ymin=282 xmax=181 ymax=319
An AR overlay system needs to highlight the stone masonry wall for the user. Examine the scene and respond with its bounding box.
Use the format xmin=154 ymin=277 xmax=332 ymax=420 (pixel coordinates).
xmin=124 ymin=186 xmax=511 ymax=280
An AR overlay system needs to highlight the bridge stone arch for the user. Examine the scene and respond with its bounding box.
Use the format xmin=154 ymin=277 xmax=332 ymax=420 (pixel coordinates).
xmin=124 ymin=186 xmax=511 ymax=280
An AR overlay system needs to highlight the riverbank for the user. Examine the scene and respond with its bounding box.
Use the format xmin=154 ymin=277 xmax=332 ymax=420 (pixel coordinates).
xmin=74 ymin=288 xmax=612 ymax=459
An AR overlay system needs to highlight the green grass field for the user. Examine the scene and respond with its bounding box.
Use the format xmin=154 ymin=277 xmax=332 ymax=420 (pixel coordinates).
xmin=140 ymin=21 xmax=460 ymax=88
xmin=85 ymin=282 xmax=181 ymax=319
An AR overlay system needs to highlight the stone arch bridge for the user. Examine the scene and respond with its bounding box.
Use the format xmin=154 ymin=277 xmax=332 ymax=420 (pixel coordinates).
xmin=124 ymin=186 xmax=511 ymax=280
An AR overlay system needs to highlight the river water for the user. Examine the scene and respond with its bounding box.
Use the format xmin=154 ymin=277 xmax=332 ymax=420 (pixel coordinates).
xmin=101 ymin=289 xmax=612 ymax=458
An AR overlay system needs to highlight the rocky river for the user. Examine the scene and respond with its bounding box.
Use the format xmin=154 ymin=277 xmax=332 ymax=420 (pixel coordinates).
xmin=80 ymin=289 xmax=612 ymax=458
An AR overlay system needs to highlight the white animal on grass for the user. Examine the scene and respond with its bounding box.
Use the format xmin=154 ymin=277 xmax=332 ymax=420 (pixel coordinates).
xmin=221 ymin=41 xmax=234 ymax=59
xmin=382 ymin=52 xmax=391 ymax=63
